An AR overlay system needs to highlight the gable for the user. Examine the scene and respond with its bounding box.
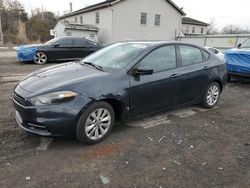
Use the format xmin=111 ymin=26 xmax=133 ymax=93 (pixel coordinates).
xmin=60 ymin=0 xmax=185 ymax=19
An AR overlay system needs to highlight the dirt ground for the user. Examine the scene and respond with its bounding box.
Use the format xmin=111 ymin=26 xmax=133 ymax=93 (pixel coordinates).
xmin=0 ymin=50 xmax=250 ymax=188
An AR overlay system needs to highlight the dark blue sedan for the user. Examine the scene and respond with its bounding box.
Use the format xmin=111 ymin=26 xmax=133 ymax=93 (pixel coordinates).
xmin=16 ymin=37 xmax=102 ymax=64
xmin=13 ymin=41 xmax=227 ymax=144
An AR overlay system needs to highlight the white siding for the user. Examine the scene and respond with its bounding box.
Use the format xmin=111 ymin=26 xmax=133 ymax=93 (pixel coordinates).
xmin=112 ymin=0 xmax=182 ymax=42
xmin=54 ymin=22 xmax=65 ymax=37
xmin=64 ymin=29 xmax=98 ymax=42
xmin=182 ymin=24 xmax=208 ymax=35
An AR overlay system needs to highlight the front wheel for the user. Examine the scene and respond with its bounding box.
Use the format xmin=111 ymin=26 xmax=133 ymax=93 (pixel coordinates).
xmin=76 ymin=102 xmax=115 ymax=144
xmin=201 ymin=82 xmax=221 ymax=109
xmin=34 ymin=52 xmax=48 ymax=64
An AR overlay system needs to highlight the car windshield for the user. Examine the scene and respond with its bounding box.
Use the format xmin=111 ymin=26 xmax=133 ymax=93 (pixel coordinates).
xmin=81 ymin=43 xmax=149 ymax=72
xmin=45 ymin=38 xmax=58 ymax=45
xmin=241 ymin=39 xmax=250 ymax=49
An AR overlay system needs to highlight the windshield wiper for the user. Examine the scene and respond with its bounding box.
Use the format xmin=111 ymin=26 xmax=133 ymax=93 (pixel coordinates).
xmin=81 ymin=61 xmax=104 ymax=71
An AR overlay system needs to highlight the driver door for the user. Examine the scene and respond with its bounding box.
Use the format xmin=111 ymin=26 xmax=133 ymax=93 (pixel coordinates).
xmin=129 ymin=45 xmax=181 ymax=117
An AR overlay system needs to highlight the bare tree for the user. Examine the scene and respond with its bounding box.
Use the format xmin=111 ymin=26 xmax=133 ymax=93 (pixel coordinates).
xmin=206 ymin=19 xmax=219 ymax=35
xmin=221 ymin=24 xmax=250 ymax=34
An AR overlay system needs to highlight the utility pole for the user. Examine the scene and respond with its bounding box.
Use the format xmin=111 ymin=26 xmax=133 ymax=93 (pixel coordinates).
xmin=0 ymin=0 xmax=3 ymax=45
xmin=0 ymin=14 xmax=3 ymax=45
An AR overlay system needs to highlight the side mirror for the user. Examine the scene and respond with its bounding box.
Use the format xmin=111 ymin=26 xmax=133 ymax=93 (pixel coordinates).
xmin=237 ymin=43 xmax=242 ymax=48
xmin=54 ymin=43 xmax=60 ymax=48
xmin=134 ymin=66 xmax=153 ymax=76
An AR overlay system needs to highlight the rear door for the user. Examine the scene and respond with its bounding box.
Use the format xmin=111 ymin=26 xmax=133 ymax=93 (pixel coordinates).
xmin=73 ymin=39 xmax=97 ymax=58
xmin=175 ymin=44 xmax=211 ymax=105
xmin=129 ymin=45 xmax=180 ymax=117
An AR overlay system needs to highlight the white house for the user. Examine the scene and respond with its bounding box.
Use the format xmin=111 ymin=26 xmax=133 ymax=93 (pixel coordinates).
xmin=53 ymin=21 xmax=99 ymax=42
xmin=182 ymin=17 xmax=209 ymax=36
xmin=59 ymin=0 xmax=185 ymax=44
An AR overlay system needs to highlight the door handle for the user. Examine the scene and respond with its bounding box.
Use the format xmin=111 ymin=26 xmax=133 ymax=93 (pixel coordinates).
xmin=171 ymin=73 xmax=181 ymax=78
xmin=203 ymin=66 xmax=209 ymax=70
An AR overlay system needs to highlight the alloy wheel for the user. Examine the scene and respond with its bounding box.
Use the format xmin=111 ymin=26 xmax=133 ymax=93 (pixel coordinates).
xmin=85 ymin=108 xmax=112 ymax=140
xmin=34 ymin=52 xmax=47 ymax=64
xmin=206 ymin=85 xmax=219 ymax=106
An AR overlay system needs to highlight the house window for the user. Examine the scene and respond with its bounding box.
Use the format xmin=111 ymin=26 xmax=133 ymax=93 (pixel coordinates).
xmin=80 ymin=16 xmax=83 ymax=24
xmin=192 ymin=27 xmax=195 ymax=34
xmin=201 ymin=28 xmax=204 ymax=34
xmin=96 ymin=12 xmax=100 ymax=24
xmin=90 ymin=33 xmax=95 ymax=40
xmin=185 ymin=27 xmax=189 ymax=34
xmin=141 ymin=12 xmax=147 ymax=25
xmin=75 ymin=17 xmax=78 ymax=23
xmin=155 ymin=14 xmax=161 ymax=26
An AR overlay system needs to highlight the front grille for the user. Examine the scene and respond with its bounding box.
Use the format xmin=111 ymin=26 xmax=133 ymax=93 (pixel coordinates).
xmin=13 ymin=92 xmax=26 ymax=106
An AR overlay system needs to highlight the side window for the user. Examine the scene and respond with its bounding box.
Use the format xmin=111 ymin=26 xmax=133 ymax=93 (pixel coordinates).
xmin=74 ymin=39 xmax=88 ymax=46
xmin=141 ymin=12 xmax=147 ymax=25
xmin=208 ymin=48 xmax=218 ymax=54
xmin=58 ymin=39 xmax=74 ymax=46
xmin=155 ymin=14 xmax=161 ymax=26
xmin=179 ymin=45 xmax=203 ymax=66
xmin=138 ymin=45 xmax=177 ymax=73
xmin=96 ymin=12 xmax=100 ymax=24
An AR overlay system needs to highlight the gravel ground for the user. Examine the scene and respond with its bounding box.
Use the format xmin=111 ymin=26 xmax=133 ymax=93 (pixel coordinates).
xmin=0 ymin=50 xmax=250 ymax=188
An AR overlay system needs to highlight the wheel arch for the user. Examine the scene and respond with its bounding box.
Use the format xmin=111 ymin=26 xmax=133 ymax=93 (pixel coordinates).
xmin=210 ymin=79 xmax=223 ymax=92
xmin=100 ymin=98 xmax=126 ymax=121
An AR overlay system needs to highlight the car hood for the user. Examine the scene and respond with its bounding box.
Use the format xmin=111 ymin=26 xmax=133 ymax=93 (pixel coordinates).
xmin=18 ymin=62 xmax=108 ymax=95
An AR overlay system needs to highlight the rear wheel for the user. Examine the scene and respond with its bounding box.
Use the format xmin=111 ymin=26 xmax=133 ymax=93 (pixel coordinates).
xmin=76 ymin=102 xmax=115 ymax=144
xmin=201 ymin=82 xmax=221 ymax=109
xmin=34 ymin=52 xmax=48 ymax=64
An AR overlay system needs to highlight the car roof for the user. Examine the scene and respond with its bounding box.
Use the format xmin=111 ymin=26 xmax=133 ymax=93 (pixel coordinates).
xmin=55 ymin=36 xmax=87 ymax=40
xmin=116 ymin=41 xmax=205 ymax=49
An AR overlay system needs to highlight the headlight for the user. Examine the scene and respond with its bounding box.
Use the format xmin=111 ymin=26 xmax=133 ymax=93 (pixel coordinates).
xmin=30 ymin=91 xmax=79 ymax=106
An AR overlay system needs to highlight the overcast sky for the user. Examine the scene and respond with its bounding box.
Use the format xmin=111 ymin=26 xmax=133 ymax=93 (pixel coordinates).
xmin=19 ymin=0 xmax=250 ymax=29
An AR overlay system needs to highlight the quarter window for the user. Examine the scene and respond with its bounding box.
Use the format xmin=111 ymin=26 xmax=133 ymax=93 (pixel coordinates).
xmin=179 ymin=45 xmax=203 ymax=66
xmin=96 ymin=12 xmax=100 ymax=24
xmin=141 ymin=12 xmax=147 ymax=25
xmin=155 ymin=14 xmax=161 ymax=26
xmin=138 ymin=45 xmax=177 ymax=73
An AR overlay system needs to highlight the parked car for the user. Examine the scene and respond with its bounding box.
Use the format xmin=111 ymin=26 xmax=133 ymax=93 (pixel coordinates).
xmin=225 ymin=38 xmax=250 ymax=80
xmin=16 ymin=37 xmax=102 ymax=64
xmin=205 ymin=47 xmax=225 ymax=61
xmin=13 ymin=41 xmax=227 ymax=144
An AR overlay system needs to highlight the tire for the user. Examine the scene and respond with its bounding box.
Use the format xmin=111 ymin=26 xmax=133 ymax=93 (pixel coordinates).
xmin=201 ymin=82 xmax=221 ymax=109
xmin=34 ymin=52 xmax=48 ymax=65
xmin=76 ymin=102 xmax=115 ymax=144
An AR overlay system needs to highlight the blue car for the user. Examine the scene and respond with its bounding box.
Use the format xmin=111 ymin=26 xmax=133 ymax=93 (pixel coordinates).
xmin=225 ymin=38 xmax=250 ymax=80
xmin=16 ymin=37 xmax=102 ymax=64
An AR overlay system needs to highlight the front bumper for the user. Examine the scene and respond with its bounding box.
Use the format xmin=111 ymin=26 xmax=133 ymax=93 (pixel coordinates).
xmin=12 ymin=93 xmax=92 ymax=137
